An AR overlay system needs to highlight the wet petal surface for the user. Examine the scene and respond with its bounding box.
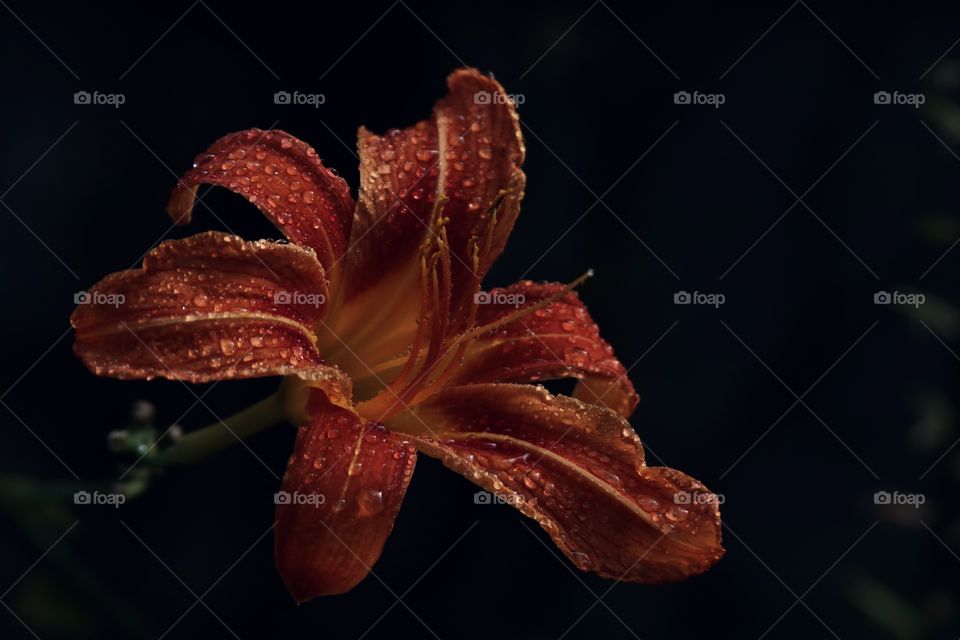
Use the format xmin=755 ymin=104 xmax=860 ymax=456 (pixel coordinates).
xmin=393 ymin=384 xmax=723 ymax=582
xmin=276 ymin=389 xmax=417 ymax=600
xmin=453 ymin=281 xmax=639 ymax=417
xmin=168 ymin=129 xmax=354 ymax=273
xmin=72 ymin=231 xmax=330 ymax=382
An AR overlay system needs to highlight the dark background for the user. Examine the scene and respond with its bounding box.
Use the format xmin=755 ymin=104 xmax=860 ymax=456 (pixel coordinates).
xmin=1 ymin=1 xmax=959 ymax=638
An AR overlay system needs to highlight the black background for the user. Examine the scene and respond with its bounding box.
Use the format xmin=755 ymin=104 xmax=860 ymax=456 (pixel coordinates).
xmin=1 ymin=1 xmax=959 ymax=638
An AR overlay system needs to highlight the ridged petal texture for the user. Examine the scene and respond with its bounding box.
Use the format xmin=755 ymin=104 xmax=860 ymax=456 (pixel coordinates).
xmin=344 ymin=69 xmax=525 ymax=316
xmin=395 ymin=384 xmax=723 ymax=582
xmin=276 ymin=389 xmax=417 ymax=600
xmin=72 ymin=231 xmax=332 ymax=382
xmin=167 ymin=129 xmax=354 ymax=273
xmin=454 ymin=281 xmax=639 ymax=418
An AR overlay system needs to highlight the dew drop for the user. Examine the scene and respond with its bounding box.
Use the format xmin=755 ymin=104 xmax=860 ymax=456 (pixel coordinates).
xmin=358 ymin=489 xmax=384 ymax=516
xmin=665 ymin=506 xmax=689 ymax=521
xmin=637 ymin=496 xmax=661 ymax=512
xmin=571 ymin=551 xmax=594 ymax=570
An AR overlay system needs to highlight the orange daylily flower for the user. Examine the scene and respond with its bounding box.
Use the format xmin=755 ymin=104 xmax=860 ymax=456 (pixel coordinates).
xmin=71 ymin=69 xmax=723 ymax=602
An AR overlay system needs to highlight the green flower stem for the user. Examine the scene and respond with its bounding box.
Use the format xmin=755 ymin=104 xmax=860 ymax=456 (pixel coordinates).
xmin=148 ymin=392 xmax=288 ymax=467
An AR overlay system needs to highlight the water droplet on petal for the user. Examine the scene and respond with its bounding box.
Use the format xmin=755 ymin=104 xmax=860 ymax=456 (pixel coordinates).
xmin=564 ymin=346 xmax=590 ymax=364
xmin=665 ymin=505 xmax=689 ymax=521
xmin=637 ymin=496 xmax=660 ymax=512
xmin=571 ymin=551 xmax=594 ymax=570
xmin=358 ymin=489 xmax=384 ymax=516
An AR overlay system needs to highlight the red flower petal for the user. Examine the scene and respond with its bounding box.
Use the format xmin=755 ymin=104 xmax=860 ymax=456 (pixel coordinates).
xmin=71 ymin=231 xmax=331 ymax=382
xmin=167 ymin=129 xmax=354 ymax=272
xmin=392 ymin=384 xmax=723 ymax=583
xmin=343 ymin=68 xmax=525 ymax=305
xmin=453 ymin=281 xmax=639 ymax=417
xmin=275 ymin=388 xmax=417 ymax=600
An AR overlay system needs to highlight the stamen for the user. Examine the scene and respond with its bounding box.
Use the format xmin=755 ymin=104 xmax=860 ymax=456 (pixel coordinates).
xmin=381 ymin=255 xmax=431 ymax=395
xmin=359 ymin=191 xmax=564 ymax=424
xmin=359 ymin=268 xmax=594 ymax=423
xmin=408 ymin=338 xmax=469 ymax=406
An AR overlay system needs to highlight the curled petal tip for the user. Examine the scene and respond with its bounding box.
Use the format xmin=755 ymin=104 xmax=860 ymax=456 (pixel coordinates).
xmin=167 ymin=129 xmax=354 ymax=270
xmin=166 ymin=183 xmax=198 ymax=225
